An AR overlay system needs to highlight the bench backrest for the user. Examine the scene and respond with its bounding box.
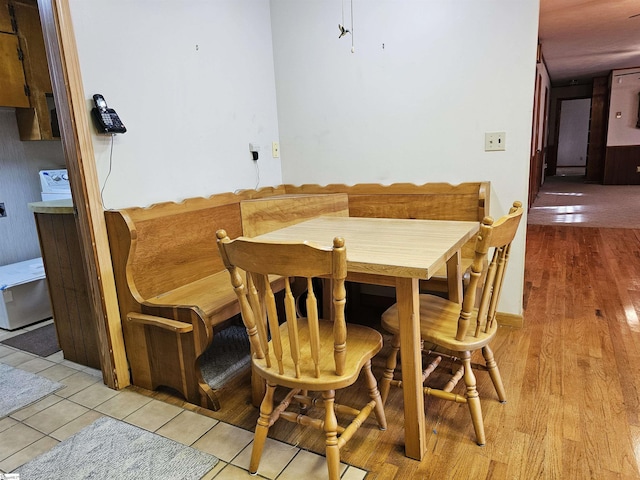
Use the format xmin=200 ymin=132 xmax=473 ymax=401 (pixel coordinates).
xmin=240 ymin=193 xmax=349 ymax=237
xmin=106 ymin=182 xmax=487 ymax=305
xmin=105 ymin=187 xmax=286 ymax=303
xmin=105 ymin=188 xmax=351 ymax=303
xmin=283 ymin=182 xmax=489 ymax=221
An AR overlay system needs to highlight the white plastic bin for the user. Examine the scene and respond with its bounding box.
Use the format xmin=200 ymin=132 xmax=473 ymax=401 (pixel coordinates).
xmin=0 ymin=258 xmax=53 ymax=330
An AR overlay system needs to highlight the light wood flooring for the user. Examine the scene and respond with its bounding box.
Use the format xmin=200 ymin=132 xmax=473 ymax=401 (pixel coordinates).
xmin=178 ymin=222 xmax=640 ymax=479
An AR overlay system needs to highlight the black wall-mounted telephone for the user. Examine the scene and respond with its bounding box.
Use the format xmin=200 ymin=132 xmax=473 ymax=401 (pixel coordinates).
xmin=91 ymin=94 xmax=126 ymax=134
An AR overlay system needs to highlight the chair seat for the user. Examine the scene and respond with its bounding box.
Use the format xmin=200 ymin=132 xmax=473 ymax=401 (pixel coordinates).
xmin=381 ymin=293 xmax=498 ymax=352
xmin=254 ymin=318 xmax=383 ymax=391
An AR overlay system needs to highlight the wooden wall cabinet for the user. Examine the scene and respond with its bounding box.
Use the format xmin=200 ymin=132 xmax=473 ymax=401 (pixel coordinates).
xmin=0 ymin=31 xmax=29 ymax=107
xmin=0 ymin=0 xmax=13 ymax=31
xmin=1 ymin=0 xmax=58 ymax=140
xmin=0 ymin=0 xmax=30 ymax=108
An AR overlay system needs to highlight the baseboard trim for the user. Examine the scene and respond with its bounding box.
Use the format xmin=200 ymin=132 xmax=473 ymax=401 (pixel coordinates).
xmin=496 ymin=311 xmax=523 ymax=328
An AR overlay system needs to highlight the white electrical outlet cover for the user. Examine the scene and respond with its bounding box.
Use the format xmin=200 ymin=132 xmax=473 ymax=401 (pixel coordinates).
xmin=485 ymin=132 xmax=506 ymax=151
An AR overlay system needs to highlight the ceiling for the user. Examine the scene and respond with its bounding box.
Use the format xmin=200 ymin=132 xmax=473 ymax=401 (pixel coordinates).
xmin=538 ymin=0 xmax=640 ymax=85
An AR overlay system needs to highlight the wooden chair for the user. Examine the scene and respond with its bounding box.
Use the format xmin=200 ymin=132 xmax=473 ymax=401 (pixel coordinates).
xmin=216 ymin=230 xmax=387 ymax=480
xmin=379 ymin=201 xmax=523 ymax=446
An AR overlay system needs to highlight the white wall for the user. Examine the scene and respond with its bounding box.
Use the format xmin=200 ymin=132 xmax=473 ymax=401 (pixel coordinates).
xmin=608 ymin=67 xmax=640 ymax=147
xmin=270 ymin=0 xmax=540 ymax=316
xmin=68 ymin=0 xmax=282 ymax=209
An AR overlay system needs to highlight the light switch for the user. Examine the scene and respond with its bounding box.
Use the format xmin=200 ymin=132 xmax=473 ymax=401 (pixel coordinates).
xmin=485 ymin=132 xmax=506 ymax=151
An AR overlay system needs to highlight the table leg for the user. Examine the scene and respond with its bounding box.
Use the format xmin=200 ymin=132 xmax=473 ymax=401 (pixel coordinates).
xmin=446 ymin=250 xmax=463 ymax=304
xmin=395 ymin=277 xmax=427 ymax=460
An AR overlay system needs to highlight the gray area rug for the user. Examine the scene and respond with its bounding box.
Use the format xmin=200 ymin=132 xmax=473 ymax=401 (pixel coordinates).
xmin=0 ymin=363 xmax=63 ymax=418
xmin=200 ymin=324 xmax=251 ymax=390
xmin=14 ymin=416 xmax=219 ymax=479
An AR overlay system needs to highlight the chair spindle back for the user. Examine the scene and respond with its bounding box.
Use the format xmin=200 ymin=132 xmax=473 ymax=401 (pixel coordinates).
xmin=455 ymin=201 xmax=524 ymax=341
xmin=216 ymin=230 xmax=348 ymax=379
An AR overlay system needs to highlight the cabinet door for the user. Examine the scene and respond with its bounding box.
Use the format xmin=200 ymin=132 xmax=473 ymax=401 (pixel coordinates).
xmin=0 ymin=32 xmax=29 ymax=107
xmin=13 ymin=1 xmax=51 ymax=92
xmin=13 ymin=0 xmax=55 ymax=140
xmin=0 ymin=0 xmax=14 ymax=34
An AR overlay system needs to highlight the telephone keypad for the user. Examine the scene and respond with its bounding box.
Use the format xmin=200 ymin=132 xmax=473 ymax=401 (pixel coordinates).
xmin=101 ymin=113 xmax=113 ymax=126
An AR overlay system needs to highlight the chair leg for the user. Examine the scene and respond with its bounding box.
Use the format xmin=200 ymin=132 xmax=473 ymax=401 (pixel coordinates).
xmin=380 ymin=334 xmax=400 ymax=405
xmin=322 ymin=390 xmax=341 ymax=480
xmin=482 ymin=345 xmax=506 ymax=403
xmin=462 ymin=353 xmax=486 ymax=446
xmin=250 ymin=382 xmax=276 ymax=475
xmin=362 ymin=359 xmax=387 ymax=430
xmin=299 ymin=389 xmax=310 ymax=414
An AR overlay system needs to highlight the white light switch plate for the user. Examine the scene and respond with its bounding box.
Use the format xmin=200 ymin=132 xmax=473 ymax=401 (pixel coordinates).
xmin=485 ymin=132 xmax=506 ymax=151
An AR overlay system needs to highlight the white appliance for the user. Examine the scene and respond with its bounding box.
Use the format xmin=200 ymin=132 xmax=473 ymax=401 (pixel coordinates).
xmin=0 ymin=258 xmax=53 ymax=330
xmin=39 ymin=169 xmax=72 ymax=201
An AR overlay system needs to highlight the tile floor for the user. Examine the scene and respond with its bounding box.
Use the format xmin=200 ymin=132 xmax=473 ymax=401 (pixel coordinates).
xmin=0 ymin=320 xmax=367 ymax=480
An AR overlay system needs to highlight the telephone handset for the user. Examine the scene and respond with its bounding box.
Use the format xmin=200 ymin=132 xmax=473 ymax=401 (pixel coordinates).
xmin=91 ymin=94 xmax=126 ymax=134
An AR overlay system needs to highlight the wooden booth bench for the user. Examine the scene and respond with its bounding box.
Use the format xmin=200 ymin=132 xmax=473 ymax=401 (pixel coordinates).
xmin=105 ymin=182 xmax=488 ymax=410
xmin=105 ymin=189 xmax=349 ymax=410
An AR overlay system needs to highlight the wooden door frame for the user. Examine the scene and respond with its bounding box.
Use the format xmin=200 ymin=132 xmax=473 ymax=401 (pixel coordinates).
xmin=528 ymin=71 xmax=543 ymax=208
xmin=539 ymin=86 xmax=549 ymax=180
xmin=36 ymin=0 xmax=128 ymax=389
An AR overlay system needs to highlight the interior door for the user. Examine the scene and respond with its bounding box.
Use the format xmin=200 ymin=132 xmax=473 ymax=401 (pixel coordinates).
xmin=556 ymin=97 xmax=591 ymax=174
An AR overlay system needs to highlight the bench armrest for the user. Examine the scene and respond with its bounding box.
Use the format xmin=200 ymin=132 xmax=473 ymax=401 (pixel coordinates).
xmin=126 ymin=312 xmax=194 ymax=333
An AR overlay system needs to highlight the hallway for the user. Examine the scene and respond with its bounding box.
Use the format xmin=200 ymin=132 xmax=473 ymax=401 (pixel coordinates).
xmin=528 ymin=175 xmax=640 ymax=228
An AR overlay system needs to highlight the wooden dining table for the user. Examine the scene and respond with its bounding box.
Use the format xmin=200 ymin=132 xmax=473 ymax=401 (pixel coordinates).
xmin=253 ymin=215 xmax=479 ymax=460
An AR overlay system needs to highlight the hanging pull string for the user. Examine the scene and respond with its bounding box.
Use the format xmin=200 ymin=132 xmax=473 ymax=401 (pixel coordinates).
xmin=339 ymin=0 xmax=349 ymax=38
xmin=350 ymin=0 xmax=354 ymax=53
xmin=338 ymin=0 xmax=355 ymax=53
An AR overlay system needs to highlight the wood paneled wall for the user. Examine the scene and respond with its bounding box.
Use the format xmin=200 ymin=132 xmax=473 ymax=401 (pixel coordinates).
xmin=603 ymin=145 xmax=640 ymax=184
xmin=586 ymin=76 xmax=609 ymax=183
